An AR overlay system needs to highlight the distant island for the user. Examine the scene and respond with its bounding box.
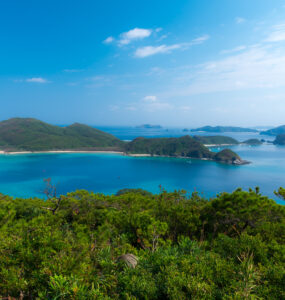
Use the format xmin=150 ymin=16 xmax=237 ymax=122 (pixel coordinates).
xmin=136 ymin=124 xmax=162 ymax=129
xmin=273 ymin=134 xmax=285 ymax=145
xmin=190 ymin=126 xmax=258 ymax=133
xmin=0 ymin=118 xmax=248 ymax=165
xmin=260 ymin=125 xmax=285 ymax=136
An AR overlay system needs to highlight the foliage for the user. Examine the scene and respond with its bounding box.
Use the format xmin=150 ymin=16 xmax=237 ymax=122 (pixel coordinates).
xmin=0 ymin=118 xmax=124 ymax=151
xmin=193 ymin=135 xmax=239 ymax=145
xmin=0 ymin=188 xmax=284 ymax=299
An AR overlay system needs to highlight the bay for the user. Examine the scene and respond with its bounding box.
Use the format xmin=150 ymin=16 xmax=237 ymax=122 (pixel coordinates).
xmin=0 ymin=126 xmax=283 ymax=203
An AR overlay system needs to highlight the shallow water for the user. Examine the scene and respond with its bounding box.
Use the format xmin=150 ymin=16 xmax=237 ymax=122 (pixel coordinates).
xmin=0 ymin=143 xmax=284 ymax=204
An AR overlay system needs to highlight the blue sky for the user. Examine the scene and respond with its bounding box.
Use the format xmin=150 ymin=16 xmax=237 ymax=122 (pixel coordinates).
xmin=1 ymin=0 xmax=285 ymax=126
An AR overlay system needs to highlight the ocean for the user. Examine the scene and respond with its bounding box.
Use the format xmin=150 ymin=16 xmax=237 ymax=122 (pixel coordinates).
xmin=0 ymin=126 xmax=284 ymax=204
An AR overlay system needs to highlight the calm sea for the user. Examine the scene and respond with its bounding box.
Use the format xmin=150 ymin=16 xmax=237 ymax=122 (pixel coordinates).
xmin=0 ymin=126 xmax=284 ymax=204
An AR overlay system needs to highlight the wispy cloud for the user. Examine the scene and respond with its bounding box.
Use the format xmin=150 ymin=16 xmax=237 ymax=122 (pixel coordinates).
xmin=164 ymin=44 xmax=285 ymax=96
xmin=265 ymin=24 xmax=285 ymax=42
xmin=191 ymin=34 xmax=210 ymax=44
xmin=134 ymin=35 xmax=209 ymax=58
xmin=235 ymin=17 xmax=246 ymax=24
xmin=103 ymin=36 xmax=114 ymax=44
xmin=119 ymin=28 xmax=152 ymax=45
xmin=63 ymin=69 xmax=83 ymax=73
xmin=220 ymin=45 xmax=247 ymax=54
xmin=143 ymin=95 xmax=157 ymax=102
xmin=135 ymin=44 xmax=181 ymax=58
xmin=15 ymin=77 xmax=49 ymax=83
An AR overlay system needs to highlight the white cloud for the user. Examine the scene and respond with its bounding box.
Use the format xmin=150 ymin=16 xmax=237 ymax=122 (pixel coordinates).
xmin=119 ymin=28 xmax=152 ymax=45
xmin=135 ymin=44 xmax=181 ymax=58
xmin=191 ymin=35 xmax=210 ymax=44
xmin=165 ymin=44 xmax=285 ymax=96
xmin=220 ymin=45 xmax=247 ymax=54
xmin=134 ymin=35 xmax=209 ymax=58
xmin=23 ymin=77 xmax=49 ymax=83
xmin=236 ymin=17 xmax=246 ymax=24
xmin=143 ymin=95 xmax=157 ymax=102
xmin=265 ymin=24 xmax=285 ymax=42
xmin=103 ymin=36 xmax=114 ymax=44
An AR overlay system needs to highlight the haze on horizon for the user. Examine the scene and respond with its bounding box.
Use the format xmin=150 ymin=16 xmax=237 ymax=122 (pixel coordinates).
xmin=1 ymin=0 xmax=285 ymax=127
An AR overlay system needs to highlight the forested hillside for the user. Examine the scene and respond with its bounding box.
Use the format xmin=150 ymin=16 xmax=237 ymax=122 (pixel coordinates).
xmin=0 ymin=187 xmax=284 ymax=299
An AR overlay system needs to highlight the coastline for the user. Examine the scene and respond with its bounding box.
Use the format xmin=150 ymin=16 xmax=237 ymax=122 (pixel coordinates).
xmin=0 ymin=150 xmax=125 ymax=155
xmin=0 ymin=150 xmax=250 ymax=165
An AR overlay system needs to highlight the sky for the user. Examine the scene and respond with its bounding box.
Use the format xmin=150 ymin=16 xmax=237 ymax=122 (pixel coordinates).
xmin=1 ymin=0 xmax=285 ymax=127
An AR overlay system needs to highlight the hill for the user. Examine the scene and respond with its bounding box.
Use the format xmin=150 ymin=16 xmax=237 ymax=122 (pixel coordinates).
xmin=260 ymin=125 xmax=285 ymax=136
xmin=193 ymin=135 xmax=239 ymax=145
xmin=0 ymin=188 xmax=283 ymax=298
xmin=0 ymin=118 xmax=247 ymax=165
xmin=273 ymin=134 xmax=285 ymax=145
xmin=190 ymin=126 xmax=258 ymax=133
xmin=0 ymin=118 xmax=124 ymax=151
xmin=125 ymin=135 xmax=247 ymax=164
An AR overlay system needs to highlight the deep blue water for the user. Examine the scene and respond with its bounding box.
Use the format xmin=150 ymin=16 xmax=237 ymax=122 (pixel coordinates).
xmin=0 ymin=138 xmax=284 ymax=204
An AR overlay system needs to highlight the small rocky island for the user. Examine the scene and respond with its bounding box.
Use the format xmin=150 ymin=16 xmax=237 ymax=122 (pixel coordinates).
xmin=136 ymin=124 xmax=162 ymax=129
xmin=0 ymin=118 xmax=248 ymax=165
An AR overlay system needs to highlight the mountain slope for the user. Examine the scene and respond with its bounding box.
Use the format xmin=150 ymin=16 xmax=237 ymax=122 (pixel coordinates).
xmin=0 ymin=118 xmax=124 ymax=151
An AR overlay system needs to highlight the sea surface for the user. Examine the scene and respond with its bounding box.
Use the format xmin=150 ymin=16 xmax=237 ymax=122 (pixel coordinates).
xmin=0 ymin=127 xmax=284 ymax=204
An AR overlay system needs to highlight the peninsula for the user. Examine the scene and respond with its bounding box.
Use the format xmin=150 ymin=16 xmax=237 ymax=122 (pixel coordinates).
xmin=0 ymin=118 xmax=248 ymax=165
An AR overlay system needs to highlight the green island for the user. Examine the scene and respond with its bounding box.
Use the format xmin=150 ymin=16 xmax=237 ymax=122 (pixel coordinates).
xmin=0 ymin=118 xmax=248 ymax=165
xmin=0 ymin=187 xmax=284 ymax=299
xmin=260 ymin=125 xmax=285 ymax=136
xmin=190 ymin=126 xmax=258 ymax=133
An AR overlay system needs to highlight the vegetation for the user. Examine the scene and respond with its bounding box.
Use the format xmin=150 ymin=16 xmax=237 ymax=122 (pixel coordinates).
xmin=242 ymin=139 xmax=263 ymax=145
xmin=125 ymin=136 xmax=247 ymax=164
xmin=125 ymin=136 xmax=214 ymax=159
xmin=213 ymin=149 xmax=245 ymax=164
xmin=0 ymin=187 xmax=284 ymax=299
xmin=274 ymin=134 xmax=285 ymax=145
xmin=190 ymin=126 xmax=258 ymax=133
xmin=260 ymin=125 xmax=285 ymax=136
xmin=193 ymin=135 xmax=239 ymax=145
xmin=0 ymin=118 xmax=124 ymax=151
xmin=0 ymin=118 xmax=246 ymax=165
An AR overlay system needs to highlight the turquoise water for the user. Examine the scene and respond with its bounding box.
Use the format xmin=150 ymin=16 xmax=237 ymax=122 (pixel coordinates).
xmin=0 ymin=143 xmax=284 ymax=204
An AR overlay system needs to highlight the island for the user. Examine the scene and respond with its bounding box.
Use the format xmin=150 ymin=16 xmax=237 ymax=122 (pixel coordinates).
xmin=125 ymin=136 xmax=248 ymax=165
xmin=0 ymin=118 xmax=248 ymax=165
xmin=136 ymin=124 xmax=162 ymax=129
xmin=190 ymin=126 xmax=258 ymax=133
xmin=193 ymin=135 xmax=239 ymax=145
xmin=260 ymin=125 xmax=285 ymax=136
xmin=273 ymin=134 xmax=285 ymax=145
